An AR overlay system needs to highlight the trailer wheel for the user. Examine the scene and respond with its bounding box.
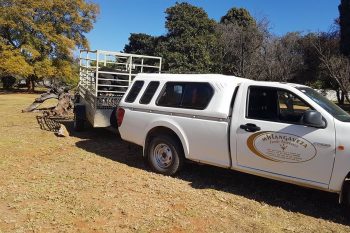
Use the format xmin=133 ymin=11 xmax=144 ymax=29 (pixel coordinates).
xmin=147 ymin=135 xmax=184 ymax=176
xmin=74 ymin=104 xmax=86 ymax=131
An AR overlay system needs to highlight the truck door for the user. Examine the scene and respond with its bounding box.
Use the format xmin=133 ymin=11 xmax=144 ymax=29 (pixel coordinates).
xmin=236 ymin=85 xmax=336 ymax=189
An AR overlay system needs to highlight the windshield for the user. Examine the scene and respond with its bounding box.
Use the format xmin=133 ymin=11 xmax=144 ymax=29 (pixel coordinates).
xmin=297 ymin=87 xmax=350 ymax=122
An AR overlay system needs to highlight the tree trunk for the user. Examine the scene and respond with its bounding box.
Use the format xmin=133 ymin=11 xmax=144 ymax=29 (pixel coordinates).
xmin=341 ymin=91 xmax=345 ymax=105
xmin=337 ymin=89 xmax=345 ymax=105
xmin=27 ymin=76 xmax=36 ymax=93
xmin=22 ymin=84 xmax=73 ymax=116
xmin=337 ymin=89 xmax=341 ymax=104
xmin=52 ymin=93 xmax=73 ymax=116
xmin=240 ymin=33 xmax=244 ymax=77
xmin=343 ymin=90 xmax=349 ymax=104
xmin=22 ymin=92 xmax=59 ymax=112
xmin=30 ymin=79 xmax=35 ymax=92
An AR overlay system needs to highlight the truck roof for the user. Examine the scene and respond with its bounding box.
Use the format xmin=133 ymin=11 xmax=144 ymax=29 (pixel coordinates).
xmin=136 ymin=73 xmax=248 ymax=84
xmin=135 ymin=73 xmax=307 ymax=89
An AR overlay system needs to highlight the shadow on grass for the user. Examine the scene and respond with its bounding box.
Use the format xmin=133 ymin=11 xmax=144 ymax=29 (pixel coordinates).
xmin=36 ymin=115 xmax=62 ymax=132
xmin=40 ymin=117 xmax=146 ymax=168
xmin=178 ymin=165 xmax=348 ymax=223
xmin=36 ymin=117 xmax=350 ymax=226
xmin=0 ymin=88 xmax=47 ymax=95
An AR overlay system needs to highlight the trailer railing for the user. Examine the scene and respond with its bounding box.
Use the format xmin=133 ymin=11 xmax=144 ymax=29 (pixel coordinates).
xmin=79 ymin=50 xmax=162 ymax=109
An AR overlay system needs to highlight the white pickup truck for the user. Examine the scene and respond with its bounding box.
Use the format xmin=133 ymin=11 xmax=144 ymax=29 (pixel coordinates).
xmin=117 ymin=73 xmax=350 ymax=205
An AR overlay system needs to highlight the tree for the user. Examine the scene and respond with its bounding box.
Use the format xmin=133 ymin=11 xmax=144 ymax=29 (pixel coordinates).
xmin=311 ymin=32 xmax=350 ymax=104
xmin=339 ymin=0 xmax=350 ymax=57
xmin=260 ymin=32 xmax=304 ymax=82
xmin=337 ymin=0 xmax=350 ymax=103
xmin=220 ymin=7 xmax=256 ymax=27
xmin=215 ymin=22 xmax=263 ymax=78
xmin=296 ymin=33 xmax=323 ymax=85
xmin=124 ymin=33 xmax=158 ymax=55
xmin=0 ymin=0 xmax=99 ymax=91
xmin=215 ymin=8 xmax=266 ymax=79
xmin=162 ymin=3 xmax=218 ymax=73
xmin=1 ymin=75 xmax=16 ymax=89
xmin=124 ymin=3 xmax=218 ymax=73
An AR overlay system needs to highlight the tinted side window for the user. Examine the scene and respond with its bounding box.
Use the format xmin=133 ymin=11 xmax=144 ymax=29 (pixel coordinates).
xmin=277 ymin=90 xmax=312 ymax=123
xmin=140 ymin=81 xmax=160 ymax=104
xmin=125 ymin=81 xmax=144 ymax=103
xmin=247 ymin=87 xmax=313 ymax=124
xmin=247 ymin=87 xmax=278 ymax=121
xmin=181 ymin=83 xmax=213 ymax=109
xmin=157 ymin=83 xmax=183 ymax=107
xmin=157 ymin=82 xmax=214 ymax=110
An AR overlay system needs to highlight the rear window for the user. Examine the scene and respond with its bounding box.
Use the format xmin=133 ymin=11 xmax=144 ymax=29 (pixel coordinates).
xmin=140 ymin=81 xmax=160 ymax=104
xmin=125 ymin=81 xmax=144 ymax=103
xmin=156 ymin=82 xmax=214 ymax=110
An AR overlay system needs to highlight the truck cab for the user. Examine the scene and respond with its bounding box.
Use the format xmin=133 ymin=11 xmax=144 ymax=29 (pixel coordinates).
xmin=117 ymin=73 xmax=350 ymax=205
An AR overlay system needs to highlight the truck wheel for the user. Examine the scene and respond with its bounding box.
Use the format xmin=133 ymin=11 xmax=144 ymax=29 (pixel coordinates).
xmin=74 ymin=104 xmax=86 ymax=131
xmin=342 ymin=181 xmax=350 ymax=209
xmin=110 ymin=108 xmax=117 ymax=129
xmin=147 ymin=135 xmax=184 ymax=176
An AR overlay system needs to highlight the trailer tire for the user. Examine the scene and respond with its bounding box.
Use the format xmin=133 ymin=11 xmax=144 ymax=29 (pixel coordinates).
xmin=147 ymin=134 xmax=184 ymax=176
xmin=74 ymin=104 xmax=86 ymax=131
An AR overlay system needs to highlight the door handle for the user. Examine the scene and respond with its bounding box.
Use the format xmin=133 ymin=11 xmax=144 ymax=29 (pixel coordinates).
xmin=240 ymin=123 xmax=261 ymax=132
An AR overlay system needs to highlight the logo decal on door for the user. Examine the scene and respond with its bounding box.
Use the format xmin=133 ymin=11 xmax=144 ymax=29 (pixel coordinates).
xmin=247 ymin=131 xmax=317 ymax=163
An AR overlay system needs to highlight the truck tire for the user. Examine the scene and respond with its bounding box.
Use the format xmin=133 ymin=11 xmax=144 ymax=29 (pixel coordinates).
xmin=147 ymin=135 xmax=184 ymax=176
xmin=110 ymin=108 xmax=118 ymax=129
xmin=74 ymin=104 xmax=86 ymax=131
xmin=342 ymin=181 xmax=350 ymax=211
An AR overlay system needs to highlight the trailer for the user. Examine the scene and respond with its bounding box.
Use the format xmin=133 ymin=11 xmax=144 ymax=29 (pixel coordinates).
xmin=74 ymin=50 xmax=162 ymax=130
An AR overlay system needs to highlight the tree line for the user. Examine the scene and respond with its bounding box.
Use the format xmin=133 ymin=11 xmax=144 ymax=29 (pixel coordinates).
xmin=0 ymin=0 xmax=349 ymax=104
xmin=124 ymin=1 xmax=350 ymax=104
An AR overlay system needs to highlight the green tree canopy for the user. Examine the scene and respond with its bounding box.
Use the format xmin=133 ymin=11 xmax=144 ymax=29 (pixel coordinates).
xmin=165 ymin=2 xmax=216 ymax=37
xmin=123 ymin=2 xmax=218 ymax=73
xmin=124 ymin=33 xmax=157 ymax=55
xmin=220 ymin=7 xmax=256 ymax=27
xmin=161 ymin=2 xmax=217 ymax=73
xmin=0 ymin=0 xmax=99 ymax=90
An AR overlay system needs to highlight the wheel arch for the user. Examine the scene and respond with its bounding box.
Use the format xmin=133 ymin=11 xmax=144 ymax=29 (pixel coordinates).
xmin=144 ymin=124 xmax=189 ymax=159
xmin=339 ymin=171 xmax=350 ymax=204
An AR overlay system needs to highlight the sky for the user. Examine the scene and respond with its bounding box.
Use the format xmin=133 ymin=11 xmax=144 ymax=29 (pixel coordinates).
xmin=85 ymin=0 xmax=341 ymax=52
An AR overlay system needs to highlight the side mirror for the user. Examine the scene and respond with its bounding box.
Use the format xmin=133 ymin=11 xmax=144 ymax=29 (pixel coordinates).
xmin=302 ymin=110 xmax=326 ymax=128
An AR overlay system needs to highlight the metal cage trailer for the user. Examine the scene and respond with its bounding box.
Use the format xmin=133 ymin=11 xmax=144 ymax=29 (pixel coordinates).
xmin=74 ymin=50 xmax=162 ymax=130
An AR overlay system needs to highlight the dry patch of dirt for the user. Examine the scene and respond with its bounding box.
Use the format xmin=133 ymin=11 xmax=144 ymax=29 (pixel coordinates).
xmin=0 ymin=93 xmax=350 ymax=232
